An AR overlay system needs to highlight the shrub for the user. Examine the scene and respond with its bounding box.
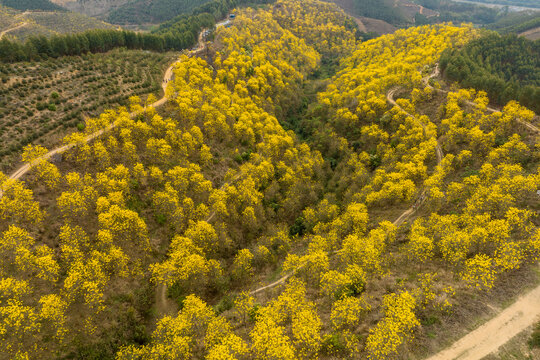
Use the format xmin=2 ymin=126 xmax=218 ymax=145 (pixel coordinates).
xmin=529 ymin=322 xmax=540 ymax=349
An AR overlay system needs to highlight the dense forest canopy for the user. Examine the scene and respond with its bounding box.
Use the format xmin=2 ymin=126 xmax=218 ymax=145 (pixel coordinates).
xmin=107 ymin=0 xmax=214 ymax=24
xmin=0 ymin=29 xmax=171 ymax=62
xmin=0 ymin=0 xmax=272 ymax=63
xmin=487 ymin=11 xmax=540 ymax=34
xmin=0 ymin=0 xmax=65 ymax=11
xmin=0 ymin=0 xmax=538 ymax=359
xmin=462 ymin=0 xmax=540 ymax=9
xmin=414 ymin=0 xmax=500 ymax=24
xmin=440 ymin=33 xmax=540 ymax=112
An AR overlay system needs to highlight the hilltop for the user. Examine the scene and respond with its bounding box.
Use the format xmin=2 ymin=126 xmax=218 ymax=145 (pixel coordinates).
xmin=0 ymin=5 xmax=116 ymax=41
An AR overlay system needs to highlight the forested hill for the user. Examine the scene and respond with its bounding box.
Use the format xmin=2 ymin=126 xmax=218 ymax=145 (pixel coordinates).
xmin=107 ymin=0 xmax=213 ymax=24
xmin=1 ymin=0 xmax=539 ymax=358
xmin=0 ymin=0 xmax=65 ymax=11
xmin=0 ymin=0 xmax=271 ymax=62
xmin=330 ymin=0 xmax=408 ymax=26
xmin=464 ymin=0 xmax=540 ymax=9
xmin=487 ymin=11 xmax=540 ymax=34
xmin=440 ymin=33 xmax=540 ymax=112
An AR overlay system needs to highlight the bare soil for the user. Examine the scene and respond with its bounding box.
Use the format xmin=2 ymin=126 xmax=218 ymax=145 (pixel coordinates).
xmin=520 ymin=26 xmax=540 ymax=41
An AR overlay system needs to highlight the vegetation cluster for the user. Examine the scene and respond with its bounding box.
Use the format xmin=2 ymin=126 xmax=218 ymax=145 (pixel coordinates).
xmin=0 ymin=0 xmax=64 ymax=11
xmin=0 ymin=49 xmax=174 ymax=171
xmin=6 ymin=10 xmax=116 ymax=42
xmin=0 ymin=0 xmax=272 ymax=62
xmin=0 ymin=0 xmax=538 ymax=359
xmin=440 ymin=33 xmax=540 ymax=113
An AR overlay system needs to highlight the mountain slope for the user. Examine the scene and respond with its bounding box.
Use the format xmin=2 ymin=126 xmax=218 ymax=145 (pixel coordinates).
xmin=107 ymin=0 xmax=213 ymax=24
xmin=52 ymin=0 xmax=131 ymax=18
xmin=440 ymin=32 xmax=540 ymax=112
xmin=0 ymin=0 xmax=538 ymax=359
xmin=0 ymin=0 xmax=65 ymax=11
xmin=329 ymin=0 xmax=409 ymax=25
xmin=50 ymin=0 xmax=214 ymax=24
xmin=0 ymin=5 xmax=115 ymax=41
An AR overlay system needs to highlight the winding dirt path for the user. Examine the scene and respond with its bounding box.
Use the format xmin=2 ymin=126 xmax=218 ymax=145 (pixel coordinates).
xmin=250 ymin=68 xmax=540 ymax=360
xmin=418 ymin=64 xmax=540 ymax=359
xmin=0 ymin=20 xmax=229 ymax=199
xmin=427 ymin=65 xmax=539 ymax=134
xmin=385 ymin=70 xmax=442 ymax=226
xmin=0 ymin=22 xmax=28 ymax=39
xmin=250 ymin=69 xmax=444 ymax=295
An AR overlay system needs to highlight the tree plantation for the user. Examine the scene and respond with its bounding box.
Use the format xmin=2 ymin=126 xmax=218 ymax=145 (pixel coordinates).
xmin=440 ymin=33 xmax=540 ymax=113
xmin=0 ymin=0 xmax=538 ymax=359
xmin=0 ymin=49 xmax=175 ymax=172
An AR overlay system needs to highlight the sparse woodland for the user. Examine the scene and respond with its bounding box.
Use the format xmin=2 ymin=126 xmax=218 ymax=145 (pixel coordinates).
xmin=0 ymin=0 xmax=538 ymax=359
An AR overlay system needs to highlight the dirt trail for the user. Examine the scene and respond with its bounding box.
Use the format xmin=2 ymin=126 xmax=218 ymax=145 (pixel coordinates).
xmin=251 ymin=67 xmax=540 ymax=356
xmin=0 ymin=22 xmax=28 ymax=39
xmin=385 ymin=70 xmax=441 ymax=227
xmin=419 ymin=64 xmax=540 ymax=359
xmin=152 ymin=19 xmax=229 ymax=317
xmin=427 ymin=65 xmax=539 ymax=134
xmin=352 ymin=17 xmax=367 ymax=33
xmin=250 ymin=69 xmax=443 ymax=295
xmin=0 ymin=21 xmax=223 ymax=200
xmin=155 ymin=283 xmax=177 ymax=316
xmin=427 ymin=283 xmax=540 ymax=360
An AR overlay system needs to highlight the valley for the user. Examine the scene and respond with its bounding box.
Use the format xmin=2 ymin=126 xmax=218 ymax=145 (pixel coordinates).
xmin=0 ymin=0 xmax=538 ymax=359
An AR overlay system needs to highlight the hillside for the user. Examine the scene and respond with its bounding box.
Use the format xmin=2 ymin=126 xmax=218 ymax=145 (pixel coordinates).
xmin=0 ymin=0 xmax=269 ymax=62
xmin=0 ymin=49 xmax=175 ymax=172
xmin=0 ymin=5 xmax=19 ymax=31
xmin=487 ymin=10 xmax=540 ymax=33
xmin=51 ymin=0 xmax=131 ymax=18
xmin=0 ymin=0 xmax=65 ymax=11
xmin=51 ymin=0 xmax=215 ymax=24
xmin=329 ymin=0 xmax=410 ymax=25
xmin=0 ymin=7 xmax=116 ymax=41
xmin=328 ymin=0 xmax=507 ymax=27
xmin=107 ymin=0 xmax=213 ymax=24
xmin=440 ymin=33 xmax=540 ymax=112
xmin=521 ymin=26 xmax=540 ymax=40
xmin=414 ymin=0 xmax=500 ymax=24
xmin=0 ymin=0 xmax=538 ymax=359
xmin=463 ymin=0 xmax=540 ymax=9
